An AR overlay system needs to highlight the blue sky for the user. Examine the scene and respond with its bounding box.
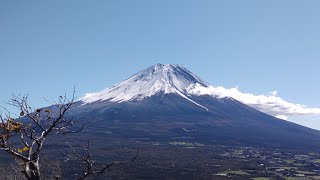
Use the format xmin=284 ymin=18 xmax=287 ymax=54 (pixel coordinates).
xmin=1 ymin=1 xmax=320 ymax=129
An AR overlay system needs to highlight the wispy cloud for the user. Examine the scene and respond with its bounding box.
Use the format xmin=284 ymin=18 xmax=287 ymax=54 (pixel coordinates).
xmin=188 ymin=84 xmax=320 ymax=120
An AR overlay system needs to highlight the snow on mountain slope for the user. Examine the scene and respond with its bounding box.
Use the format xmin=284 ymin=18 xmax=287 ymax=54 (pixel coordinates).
xmin=81 ymin=64 xmax=210 ymax=110
xmin=79 ymin=63 xmax=320 ymax=123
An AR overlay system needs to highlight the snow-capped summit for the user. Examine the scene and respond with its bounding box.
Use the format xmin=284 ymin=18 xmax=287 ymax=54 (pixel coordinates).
xmin=81 ymin=64 xmax=210 ymax=104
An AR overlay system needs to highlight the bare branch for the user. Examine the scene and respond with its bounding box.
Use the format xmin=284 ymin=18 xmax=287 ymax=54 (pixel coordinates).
xmin=65 ymin=139 xmax=139 ymax=180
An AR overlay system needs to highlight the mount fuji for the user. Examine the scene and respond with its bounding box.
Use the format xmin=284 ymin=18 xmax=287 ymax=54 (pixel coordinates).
xmin=69 ymin=64 xmax=320 ymax=150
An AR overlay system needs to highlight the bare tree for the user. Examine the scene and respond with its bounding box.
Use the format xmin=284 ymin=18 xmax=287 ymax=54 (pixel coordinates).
xmin=0 ymin=92 xmax=138 ymax=180
xmin=0 ymin=92 xmax=79 ymax=180
xmin=0 ymin=156 xmax=62 ymax=180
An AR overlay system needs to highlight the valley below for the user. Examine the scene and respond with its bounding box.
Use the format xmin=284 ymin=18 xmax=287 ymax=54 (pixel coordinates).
xmin=62 ymin=139 xmax=320 ymax=180
xmin=52 ymin=137 xmax=320 ymax=180
xmin=4 ymin=136 xmax=320 ymax=180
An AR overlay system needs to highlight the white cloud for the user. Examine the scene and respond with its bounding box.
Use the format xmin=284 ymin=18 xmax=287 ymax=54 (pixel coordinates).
xmin=188 ymin=84 xmax=320 ymax=120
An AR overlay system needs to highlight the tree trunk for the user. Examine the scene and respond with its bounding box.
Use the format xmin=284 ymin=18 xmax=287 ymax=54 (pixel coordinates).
xmin=26 ymin=161 xmax=40 ymax=180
